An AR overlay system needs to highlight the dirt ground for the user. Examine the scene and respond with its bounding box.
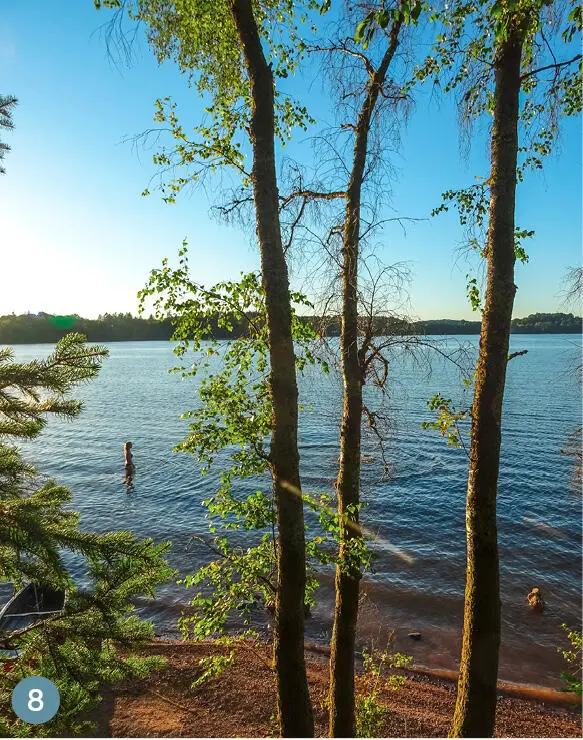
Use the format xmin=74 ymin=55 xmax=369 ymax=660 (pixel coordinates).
xmin=90 ymin=640 xmax=582 ymax=738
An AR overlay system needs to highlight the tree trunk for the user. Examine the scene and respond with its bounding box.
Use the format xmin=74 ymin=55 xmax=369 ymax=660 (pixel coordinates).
xmin=329 ymin=20 xmax=403 ymax=738
xmin=450 ymin=26 xmax=523 ymax=739
xmin=229 ymin=1 xmax=313 ymax=736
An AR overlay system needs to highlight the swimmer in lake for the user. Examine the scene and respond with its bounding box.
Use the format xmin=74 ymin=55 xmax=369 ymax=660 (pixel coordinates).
xmin=124 ymin=441 xmax=135 ymax=484
xmin=527 ymin=586 xmax=544 ymax=611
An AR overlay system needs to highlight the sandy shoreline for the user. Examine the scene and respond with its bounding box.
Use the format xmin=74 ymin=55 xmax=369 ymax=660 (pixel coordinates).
xmin=89 ymin=639 xmax=581 ymax=738
xmin=140 ymin=571 xmax=580 ymax=690
xmin=304 ymin=641 xmax=581 ymax=706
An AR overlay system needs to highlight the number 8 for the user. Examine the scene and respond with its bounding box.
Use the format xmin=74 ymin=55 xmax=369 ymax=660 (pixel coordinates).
xmin=28 ymin=688 xmax=44 ymax=712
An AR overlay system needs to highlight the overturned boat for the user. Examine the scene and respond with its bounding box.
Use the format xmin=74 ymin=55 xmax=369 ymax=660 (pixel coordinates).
xmin=0 ymin=582 xmax=66 ymax=670
xmin=0 ymin=582 xmax=66 ymax=635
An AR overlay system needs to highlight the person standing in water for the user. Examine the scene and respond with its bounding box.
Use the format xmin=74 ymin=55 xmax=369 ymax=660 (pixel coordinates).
xmin=124 ymin=441 xmax=135 ymax=484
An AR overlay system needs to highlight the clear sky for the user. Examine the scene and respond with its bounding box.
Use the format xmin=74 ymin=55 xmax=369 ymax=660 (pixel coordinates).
xmin=0 ymin=1 xmax=581 ymax=321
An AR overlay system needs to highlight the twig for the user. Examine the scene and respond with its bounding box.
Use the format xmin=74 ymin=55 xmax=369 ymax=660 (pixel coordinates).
xmin=234 ymin=639 xmax=274 ymax=671
xmin=0 ymin=613 xmax=62 ymax=648
xmin=146 ymin=689 xmax=193 ymax=713
xmin=520 ymin=54 xmax=582 ymax=81
xmin=309 ymin=42 xmax=375 ymax=77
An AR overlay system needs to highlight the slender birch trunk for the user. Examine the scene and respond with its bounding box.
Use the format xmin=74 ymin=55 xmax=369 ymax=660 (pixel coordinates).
xmin=329 ymin=18 xmax=403 ymax=737
xmin=230 ymin=1 xmax=313 ymax=736
xmin=450 ymin=23 xmax=523 ymax=739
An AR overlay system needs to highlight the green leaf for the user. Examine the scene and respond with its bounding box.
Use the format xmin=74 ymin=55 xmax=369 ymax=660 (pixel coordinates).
xmin=411 ymin=2 xmax=422 ymax=24
xmin=355 ymin=20 xmax=368 ymax=43
xmin=491 ymin=2 xmax=504 ymax=19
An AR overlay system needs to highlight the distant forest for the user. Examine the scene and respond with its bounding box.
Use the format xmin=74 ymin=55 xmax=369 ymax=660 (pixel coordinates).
xmin=0 ymin=311 xmax=581 ymax=344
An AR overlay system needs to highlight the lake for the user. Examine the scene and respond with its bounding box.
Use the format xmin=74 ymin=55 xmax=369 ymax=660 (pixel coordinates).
xmin=7 ymin=335 xmax=582 ymax=689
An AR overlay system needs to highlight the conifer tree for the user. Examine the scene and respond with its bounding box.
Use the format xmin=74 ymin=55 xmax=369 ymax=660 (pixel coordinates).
xmin=0 ymin=334 xmax=172 ymax=737
xmin=0 ymin=94 xmax=17 ymax=174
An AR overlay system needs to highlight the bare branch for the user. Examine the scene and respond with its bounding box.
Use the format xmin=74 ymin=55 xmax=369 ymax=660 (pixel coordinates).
xmin=309 ymin=41 xmax=375 ymax=77
xmin=359 ymin=215 xmax=425 ymax=241
xmin=283 ymin=197 xmax=308 ymax=255
xmin=520 ymin=54 xmax=582 ymax=82
xmin=214 ymin=195 xmax=255 ymax=219
xmin=280 ymin=189 xmax=346 ymax=210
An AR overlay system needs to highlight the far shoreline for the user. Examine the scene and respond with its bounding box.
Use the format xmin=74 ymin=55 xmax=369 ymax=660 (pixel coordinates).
xmin=1 ymin=310 xmax=581 ymax=344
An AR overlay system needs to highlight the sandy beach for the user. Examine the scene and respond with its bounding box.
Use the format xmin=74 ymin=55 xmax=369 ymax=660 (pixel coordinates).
xmin=89 ymin=640 xmax=582 ymax=738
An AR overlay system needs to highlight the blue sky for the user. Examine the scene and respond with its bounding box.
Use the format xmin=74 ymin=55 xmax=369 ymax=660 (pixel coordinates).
xmin=0 ymin=1 xmax=580 ymax=320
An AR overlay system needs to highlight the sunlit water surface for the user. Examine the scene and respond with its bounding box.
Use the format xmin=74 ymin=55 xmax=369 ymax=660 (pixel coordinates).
xmin=5 ymin=335 xmax=582 ymax=688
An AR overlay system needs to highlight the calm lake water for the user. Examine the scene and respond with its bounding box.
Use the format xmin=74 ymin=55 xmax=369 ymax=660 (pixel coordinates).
xmin=7 ymin=335 xmax=583 ymax=688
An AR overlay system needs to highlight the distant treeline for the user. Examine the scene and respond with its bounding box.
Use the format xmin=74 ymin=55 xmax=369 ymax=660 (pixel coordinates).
xmin=0 ymin=311 xmax=581 ymax=344
xmin=417 ymin=312 xmax=583 ymax=334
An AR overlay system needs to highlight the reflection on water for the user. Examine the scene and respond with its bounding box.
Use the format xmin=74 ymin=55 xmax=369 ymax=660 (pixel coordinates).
xmin=9 ymin=336 xmax=583 ymax=689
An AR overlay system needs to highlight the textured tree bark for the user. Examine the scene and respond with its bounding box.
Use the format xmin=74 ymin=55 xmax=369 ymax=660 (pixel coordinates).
xmin=329 ymin=19 xmax=403 ymax=738
xmin=229 ymin=1 xmax=313 ymax=736
xmin=450 ymin=25 xmax=523 ymax=740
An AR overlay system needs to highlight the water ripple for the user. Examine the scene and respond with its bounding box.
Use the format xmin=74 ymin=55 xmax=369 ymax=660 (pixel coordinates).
xmin=9 ymin=335 xmax=582 ymax=687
